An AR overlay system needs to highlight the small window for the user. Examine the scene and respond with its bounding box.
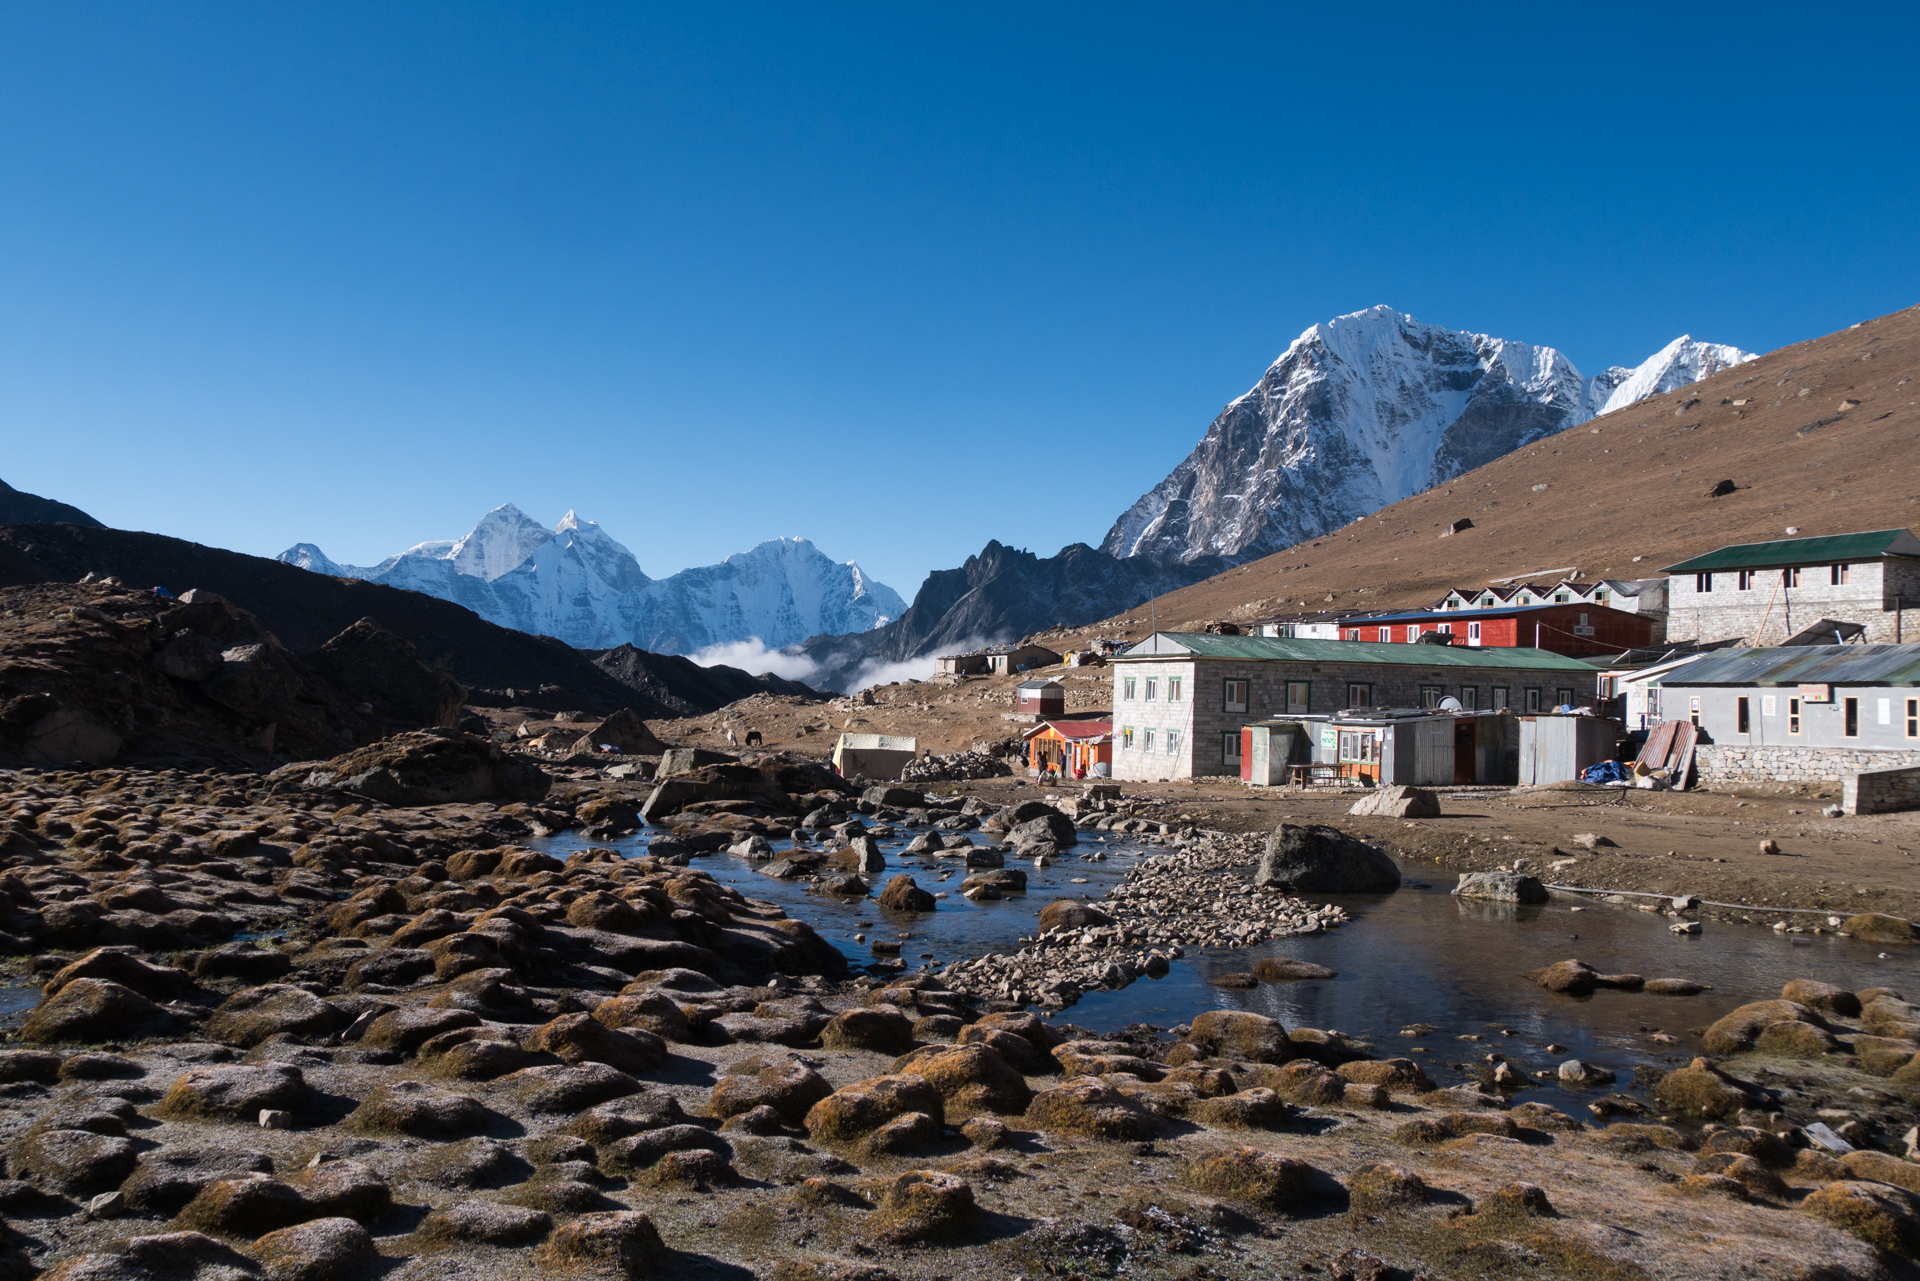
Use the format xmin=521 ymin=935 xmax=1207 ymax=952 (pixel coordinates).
xmin=1491 ymin=686 xmax=1510 ymax=710
xmin=1223 ymin=679 xmax=1248 ymax=713
xmin=1274 ymin=623 xmax=1296 ymax=638
xmin=1166 ymin=729 xmax=1181 ymax=756
xmin=1789 ymin=697 xmax=1801 ymax=735
xmin=1377 ymin=627 xmax=1390 ymax=642
xmin=1594 ymin=589 xmax=1609 ymax=603
xmin=1832 ymin=563 xmax=1850 ymax=585
xmin=1762 ymin=694 xmax=1777 ymax=717
xmin=1557 ymin=688 xmax=1574 ymax=707
xmin=1337 ymin=731 xmax=1377 ymax=764
xmin=1524 ymin=688 xmax=1541 ymax=713
xmin=1121 ymin=727 xmax=1134 ymax=750
xmin=1554 ymin=591 xmax=1570 ymax=603
xmin=1695 ymin=572 xmax=1713 ymax=592
xmin=1346 ymin=629 xmax=1361 ymax=641
xmin=1689 ymin=696 xmax=1701 ymax=727
xmin=1405 ymin=626 xmax=1421 ymax=643
xmin=1737 ymin=570 xmax=1756 ymax=590
xmin=1347 ymin=683 xmax=1372 ymax=709
xmin=1122 ymin=677 xmax=1136 ymax=701
xmin=1907 ymin=698 xmax=1917 ymax=738
xmin=1168 ymin=677 xmax=1182 ymax=703
xmin=1467 ymin=621 xmax=1482 ymax=643
xmin=1737 ymin=696 xmax=1750 ymax=734
xmin=1437 ymin=623 xmax=1452 ymax=635
xmin=1420 ymin=684 xmax=1446 ymax=708
xmin=1480 ymin=594 xmax=1495 ymax=606
xmin=1459 ymin=687 xmax=1477 ymax=710
xmin=1783 ymin=567 xmax=1801 ymax=588
xmin=1285 ymin=681 xmax=1310 ymax=715
xmin=1144 ymin=728 xmax=1156 ymax=752
xmin=1222 ymin=732 xmax=1241 ymax=765
xmin=1845 ymin=697 xmax=1859 ymax=738
xmin=1144 ymin=678 xmax=1157 ymax=701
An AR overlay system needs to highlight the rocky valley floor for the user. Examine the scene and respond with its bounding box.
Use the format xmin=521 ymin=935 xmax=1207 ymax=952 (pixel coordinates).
xmin=2 ymin=749 xmax=1920 ymax=1280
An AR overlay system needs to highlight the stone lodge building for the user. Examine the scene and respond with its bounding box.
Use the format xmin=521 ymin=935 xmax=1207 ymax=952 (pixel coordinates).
xmin=1107 ymin=632 xmax=1597 ymax=781
xmin=1662 ymin=528 xmax=1920 ymax=646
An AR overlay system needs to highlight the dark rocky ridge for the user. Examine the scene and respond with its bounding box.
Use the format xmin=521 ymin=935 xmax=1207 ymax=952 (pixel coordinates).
xmin=0 ymin=477 xmax=104 ymax=529
xmin=0 ymin=522 xmax=807 ymax=719
xmin=797 ymin=539 xmax=1229 ymax=688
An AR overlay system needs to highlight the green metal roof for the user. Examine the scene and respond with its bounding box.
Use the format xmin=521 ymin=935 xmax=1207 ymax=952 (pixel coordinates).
xmin=1661 ymin=528 xmax=1920 ymax=574
xmin=1117 ymin=632 xmax=1595 ymax=671
xmin=1657 ymin=643 xmax=1920 ymax=687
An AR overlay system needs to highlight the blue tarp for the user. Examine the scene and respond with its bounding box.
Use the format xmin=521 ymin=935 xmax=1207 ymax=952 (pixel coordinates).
xmin=1581 ymin=760 xmax=1631 ymax=785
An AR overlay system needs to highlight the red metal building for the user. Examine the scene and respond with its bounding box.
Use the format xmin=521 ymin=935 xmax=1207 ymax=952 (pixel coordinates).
xmin=1337 ymin=603 xmax=1653 ymax=658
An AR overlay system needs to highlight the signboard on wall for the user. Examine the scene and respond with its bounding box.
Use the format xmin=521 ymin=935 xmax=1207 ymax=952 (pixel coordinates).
xmin=1320 ymin=725 xmax=1338 ymax=753
xmin=1798 ymin=684 xmax=1832 ymax=703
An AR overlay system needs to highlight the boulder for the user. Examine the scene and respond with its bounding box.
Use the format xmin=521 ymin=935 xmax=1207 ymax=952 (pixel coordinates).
xmin=819 ymin=1007 xmax=916 ymax=1055
xmin=877 ymin=874 xmax=935 ymax=912
xmin=304 ymin=618 xmax=465 ymax=728
xmin=1008 ymin=813 xmax=1077 ymax=848
xmin=1023 ymin=1077 xmax=1163 ymax=1139
xmin=207 ymin=985 xmax=344 ymax=1048
xmin=572 ymin=708 xmax=667 ymax=757
xmin=1348 ymin=1161 xmax=1432 ymax=1211
xmin=176 ymin=1174 xmax=312 ymax=1237
xmin=867 ymin=1170 xmax=976 ymax=1243
xmin=397 ymin=1137 xmax=520 ymax=1191
xmin=1782 ymin=979 xmax=1863 ymax=1017
xmin=200 ymin=642 xmax=301 ymax=725
xmin=8 ymin=1127 xmax=138 ymax=1194
xmin=1183 ymin=1147 xmax=1316 ymax=1208
xmin=120 ymin=1144 xmax=276 ymax=1215
xmin=1452 ymin=871 xmax=1548 ymax=904
xmin=1250 ymin=957 xmax=1337 ymax=983
xmin=286 ymin=1159 xmax=390 ymax=1221
xmin=268 ymin=730 xmax=549 ymax=805
xmin=1255 ymin=824 xmax=1399 ymax=893
xmin=249 ymin=1217 xmax=378 ymax=1281
xmin=565 ymin=1092 xmax=691 ymax=1145
xmin=863 ymin=786 xmax=924 ymax=810
xmin=42 ymin=948 xmax=193 ymax=1001
xmin=1348 ymin=786 xmax=1441 ymax=818
xmin=194 ymin=942 xmax=294 ymax=985
xmin=1036 ymin=899 xmax=1113 ymax=932
xmin=20 ymin=978 xmax=173 ymax=1044
xmin=1841 ymin=914 xmax=1919 ymax=944
xmin=592 ymin=992 xmax=691 ymax=1042
xmin=804 ymin=1075 xmax=945 ymax=1145
xmin=415 ymin=1200 xmax=553 ymax=1246
xmin=524 ymin=1013 xmax=667 ymax=1076
xmin=709 ymin=1063 xmax=836 ymax=1126
xmin=1701 ymin=1000 xmax=1828 ymax=1055
xmin=506 ymin=1063 xmax=642 ymax=1114
xmin=359 ymin=1007 xmax=481 ymax=1055
xmin=157 ymin=1064 xmax=309 ymax=1121
xmin=348 ymin=1081 xmax=491 ymax=1137
xmin=1654 ymin=1058 xmax=1753 ymax=1121
xmin=599 ymin=1124 xmax=731 ymax=1174
xmin=1801 ymin=1180 xmax=1920 ymax=1255
xmin=892 ymin=1043 xmax=1033 ymax=1119
xmin=1188 ymin=1010 xmax=1291 ymax=1064
xmin=536 ymin=1211 xmax=669 ymax=1273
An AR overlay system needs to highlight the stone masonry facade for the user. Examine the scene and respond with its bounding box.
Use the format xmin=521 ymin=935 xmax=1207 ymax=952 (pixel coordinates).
xmin=1666 ymin=558 xmax=1920 ymax=645
xmin=1847 ymin=765 xmax=1920 ymax=815
xmin=1695 ymin=743 xmax=1920 ymax=787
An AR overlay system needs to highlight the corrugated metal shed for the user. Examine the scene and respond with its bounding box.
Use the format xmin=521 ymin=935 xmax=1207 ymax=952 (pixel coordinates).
xmin=1660 ymin=643 xmax=1920 ymax=686
xmin=1118 ymin=631 xmax=1594 ymax=672
xmin=1661 ymin=528 xmax=1920 ymax=573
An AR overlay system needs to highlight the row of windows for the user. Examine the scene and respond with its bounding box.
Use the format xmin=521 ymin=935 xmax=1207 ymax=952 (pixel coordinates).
xmin=1693 ymin=564 xmax=1851 ymax=593
xmin=1118 ymin=726 xmax=1182 ymax=754
xmin=1122 ymin=676 xmax=1577 ymax=714
xmin=1727 ymin=695 xmax=1920 ymax=738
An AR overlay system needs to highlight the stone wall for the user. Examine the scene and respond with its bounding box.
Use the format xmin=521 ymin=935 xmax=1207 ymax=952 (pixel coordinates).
xmin=1846 ymin=764 xmax=1920 ymax=815
xmin=1696 ymin=743 xmax=1920 ymax=787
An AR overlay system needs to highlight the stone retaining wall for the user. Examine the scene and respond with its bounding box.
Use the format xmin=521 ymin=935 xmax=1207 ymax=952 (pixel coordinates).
xmin=1695 ymin=743 xmax=1920 ymax=786
xmin=1846 ymin=764 xmax=1920 ymax=815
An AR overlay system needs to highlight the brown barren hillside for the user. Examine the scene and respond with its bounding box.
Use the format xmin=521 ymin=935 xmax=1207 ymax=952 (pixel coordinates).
xmin=1074 ymin=302 xmax=1920 ymax=638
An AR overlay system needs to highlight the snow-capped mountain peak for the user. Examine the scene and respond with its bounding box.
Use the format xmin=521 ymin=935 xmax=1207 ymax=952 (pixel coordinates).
xmin=1102 ymin=306 xmax=1756 ymax=565
xmin=449 ymin=503 xmax=553 ymax=581
xmin=278 ymin=510 xmax=905 ymax=659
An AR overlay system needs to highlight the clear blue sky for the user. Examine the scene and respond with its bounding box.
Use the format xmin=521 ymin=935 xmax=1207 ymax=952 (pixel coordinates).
xmin=3 ymin=4 xmax=1915 ymax=600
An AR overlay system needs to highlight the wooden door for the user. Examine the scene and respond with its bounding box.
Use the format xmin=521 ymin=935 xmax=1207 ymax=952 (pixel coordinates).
xmin=1453 ymin=719 xmax=1476 ymax=784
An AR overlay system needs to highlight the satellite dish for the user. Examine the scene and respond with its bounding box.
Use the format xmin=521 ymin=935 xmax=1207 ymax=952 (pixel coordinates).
xmin=1437 ymin=697 xmax=1464 ymax=711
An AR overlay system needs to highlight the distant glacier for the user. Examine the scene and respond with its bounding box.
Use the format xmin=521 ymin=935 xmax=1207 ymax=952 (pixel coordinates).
xmin=280 ymin=506 xmax=905 ymax=661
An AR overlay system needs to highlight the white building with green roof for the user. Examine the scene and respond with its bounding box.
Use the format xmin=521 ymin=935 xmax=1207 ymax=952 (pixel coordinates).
xmin=1661 ymin=528 xmax=1920 ymax=646
xmin=1108 ymin=632 xmax=1598 ymax=781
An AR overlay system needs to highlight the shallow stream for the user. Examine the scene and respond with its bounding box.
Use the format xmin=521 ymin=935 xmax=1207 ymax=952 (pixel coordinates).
xmin=550 ymin=824 xmax=1920 ymax=1112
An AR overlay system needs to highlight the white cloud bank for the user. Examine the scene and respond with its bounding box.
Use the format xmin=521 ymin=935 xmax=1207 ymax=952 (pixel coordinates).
xmin=689 ymin=637 xmax=821 ymax=684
